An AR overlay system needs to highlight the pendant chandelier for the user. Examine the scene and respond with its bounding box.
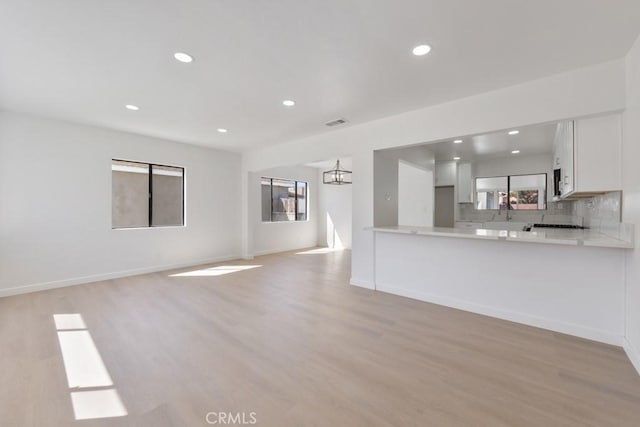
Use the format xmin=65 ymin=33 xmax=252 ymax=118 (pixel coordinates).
xmin=323 ymin=159 xmax=352 ymax=185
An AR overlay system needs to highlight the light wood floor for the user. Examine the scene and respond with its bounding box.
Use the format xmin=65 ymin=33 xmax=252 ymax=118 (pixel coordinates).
xmin=2 ymin=248 xmax=640 ymax=426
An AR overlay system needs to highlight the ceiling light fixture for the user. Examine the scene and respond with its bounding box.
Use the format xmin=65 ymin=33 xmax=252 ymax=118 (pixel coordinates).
xmin=125 ymin=104 xmax=139 ymax=111
xmin=174 ymin=52 xmax=194 ymax=63
xmin=282 ymin=100 xmax=296 ymax=107
xmin=453 ymin=156 xmax=461 ymax=160
xmin=453 ymin=139 xmax=463 ymax=144
xmin=412 ymin=44 xmax=432 ymax=56
xmin=217 ymin=128 xmax=228 ymax=133
xmin=511 ymin=150 xmax=520 ymax=154
xmin=508 ymin=130 xmax=520 ymax=135
xmin=323 ymin=160 xmax=352 ymax=185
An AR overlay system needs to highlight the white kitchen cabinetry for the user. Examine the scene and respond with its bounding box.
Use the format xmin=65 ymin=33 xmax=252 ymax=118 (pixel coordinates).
xmin=435 ymin=161 xmax=456 ymax=187
xmin=554 ymin=114 xmax=622 ymax=199
xmin=574 ymin=114 xmax=622 ymax=194
xmin=456 ymin=162 xmax=473 ymax=203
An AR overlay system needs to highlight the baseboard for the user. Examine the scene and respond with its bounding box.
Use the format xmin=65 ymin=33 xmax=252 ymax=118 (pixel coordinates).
xmin=376 ymin=282 xmax=623 ymax=346
xmin=623 ymin=338 xmax=640 ymax=376
xmin=0 ymin=254 xmax=241 ymax=298
xmin=350 ymin=278 xmax=375 ymax=290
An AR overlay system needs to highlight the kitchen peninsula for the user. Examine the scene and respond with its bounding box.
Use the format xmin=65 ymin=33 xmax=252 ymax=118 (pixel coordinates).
xmin=370 ymin=224 xmax=632 ymax=346
xmin=371 ymin=115 xmax=632 ymax=347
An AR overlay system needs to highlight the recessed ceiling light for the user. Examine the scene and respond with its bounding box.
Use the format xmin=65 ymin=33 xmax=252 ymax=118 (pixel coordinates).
xmin=412 ymin=44 xmax=432 ymax=56
xmin=511 ymin=150 xmax=520 ymax=154
xmin=508 ymin=130 xmax=520 ymax=135
xmin=174 ymin=52 xmax=194 ymax=63
xmin=453 ymin=139 xmax=463 ymax=144
xmin=125 ymin=104 xmax=139 ymax=111
xmin=282 ymin=100 xmax=296 ymax=107
xmin=217 ymin=128 xmax=228 ymax=133
xmin=453 ymin=156 xmax=461 ymax=160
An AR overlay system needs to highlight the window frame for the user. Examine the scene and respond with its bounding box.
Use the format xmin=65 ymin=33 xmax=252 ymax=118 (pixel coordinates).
xmin=111 ymin=159 xmax=185 ymax=229
xmin=260 ymin=177 xmax=308 ymax=223
xmin=475 ymin=172 xmax=547 ymax=211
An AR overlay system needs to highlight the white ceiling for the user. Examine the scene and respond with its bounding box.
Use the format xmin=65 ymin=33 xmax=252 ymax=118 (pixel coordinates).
xmin=306 ymin=158 xmax=353 ymax=170
xmin=429 ymin=122 xmax=559 ymax=162
xmin=1 ymin=1 xmax=639 ymax=152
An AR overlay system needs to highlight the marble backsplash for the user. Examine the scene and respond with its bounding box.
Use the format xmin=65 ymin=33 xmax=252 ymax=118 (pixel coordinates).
xmin=457 ymin=191 xmax=632 ymax=242
xmin=457 ymin=191 xmax=623 ymax=229
xmin=457 ymin=199 xmax=575 ymax=224
xmin=572 ymin=191 xmax=625 ymax=238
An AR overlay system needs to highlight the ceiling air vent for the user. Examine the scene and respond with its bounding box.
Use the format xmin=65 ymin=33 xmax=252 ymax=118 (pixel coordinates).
xmin=325 ymin=118 xmax=348 ymax=127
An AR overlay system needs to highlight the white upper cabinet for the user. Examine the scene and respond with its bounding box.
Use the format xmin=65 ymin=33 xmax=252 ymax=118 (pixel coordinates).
xmin=457 ymin=162 xmax=473 ymax=203
xmin=435 ymin=161 xmax=456 ymax=187
xmin=573 ymin=114 xmax=622 ymax=194
xmin=553 ymin=114 xmax=622 ymax=199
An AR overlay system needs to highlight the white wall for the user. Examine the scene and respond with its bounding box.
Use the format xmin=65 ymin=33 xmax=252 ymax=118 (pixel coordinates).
xmin=243 ymin=59 xmax=626 ymax=288
xmin=373 ymin=150 xmax=399 ymax=226
xmin=0 ymin=111 xmax=242 ymax=296
xmin=249 ymin=165 xmax=318 ymax=255
xmin=398 ymin=160 xmax=434 ymax=227
xmin=623 ymin=34 xmax=640 ymax=373
xmin=317 ymin=170 xmax=352 ymax=249
xmin=374 ymin=145 xmax=435 ymax=227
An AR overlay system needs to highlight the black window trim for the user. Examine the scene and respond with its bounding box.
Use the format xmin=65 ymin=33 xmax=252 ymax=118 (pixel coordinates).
xmin=112 ymin=159 xmax=185 ymax=229
xmin=261 ymin=177 xmax=308 ymax=223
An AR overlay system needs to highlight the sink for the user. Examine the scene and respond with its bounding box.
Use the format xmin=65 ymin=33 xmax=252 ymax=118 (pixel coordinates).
xmin=481 ymin=221 xmax=530 ymax=231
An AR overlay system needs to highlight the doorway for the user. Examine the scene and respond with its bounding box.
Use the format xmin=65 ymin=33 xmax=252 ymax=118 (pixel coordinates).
xmin=434 ymin=186 xmax=455 ymax=227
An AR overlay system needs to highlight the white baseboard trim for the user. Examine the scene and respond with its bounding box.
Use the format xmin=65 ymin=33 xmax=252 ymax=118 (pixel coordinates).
xmin=623 ymin=338 xmax=640 ymax=376
xmin=376 ymin=282 xmax=623 ymax=346
xmin=350 ymin=278 xmax=375 ymax=290
xmin=0 ymin=254 xmax=241 ymax=298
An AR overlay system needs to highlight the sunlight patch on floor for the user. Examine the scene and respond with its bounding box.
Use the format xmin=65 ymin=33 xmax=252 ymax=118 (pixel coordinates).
xmin=57 ymin=330 xmax=113 ymax=388
xmin=169 ymin=265 xmax=262 ymax=277
xmin=54 ymin=313 xmax=87 ymax=330
xmin=296 ymin=248 xmax=343 ymax=255
xmin=71 ymin=389 xmax=128 ymax=420
xmin=54 ymin=313 xmax=127 ymax=420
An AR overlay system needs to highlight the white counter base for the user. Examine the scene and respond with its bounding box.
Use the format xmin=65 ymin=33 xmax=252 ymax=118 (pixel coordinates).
xmin=373 ymin=230 xmax=626 ymax=345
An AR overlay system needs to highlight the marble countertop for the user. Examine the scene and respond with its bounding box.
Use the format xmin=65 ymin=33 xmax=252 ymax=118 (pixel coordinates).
xmin=369 ymin=225 xmax=634 ymax=249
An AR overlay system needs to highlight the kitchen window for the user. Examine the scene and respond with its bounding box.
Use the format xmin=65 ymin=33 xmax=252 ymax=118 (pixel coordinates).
xmin=112 ymin=159 xmax=185 ymax=228
xmin=476 ymin=173 xmax=546 ymax=210
xmin=261 ymin=177 xmax=307 ymax=222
